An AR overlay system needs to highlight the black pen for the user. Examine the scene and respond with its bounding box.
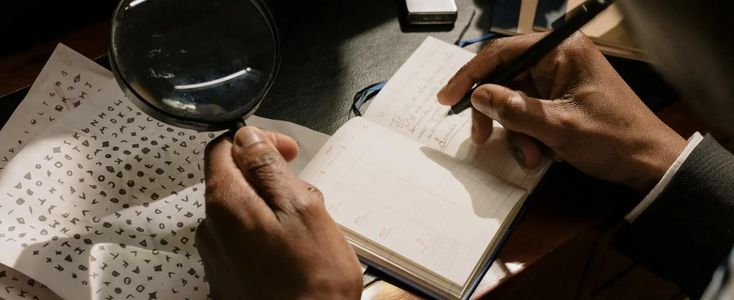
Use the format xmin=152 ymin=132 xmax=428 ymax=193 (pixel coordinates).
xmin=447 ymin=0 xmax=614 ymax=115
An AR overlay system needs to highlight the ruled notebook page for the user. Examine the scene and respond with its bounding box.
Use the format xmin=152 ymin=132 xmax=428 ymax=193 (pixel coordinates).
xmin=299 ymin=117 xmax=528 ymax=291
xmin=362 ymin=36 xmax=546 ymax=191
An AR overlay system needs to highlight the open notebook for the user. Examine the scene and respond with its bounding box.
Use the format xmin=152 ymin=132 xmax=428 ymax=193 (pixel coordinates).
xmin=298 ymin=37 xmax=549 ymax=299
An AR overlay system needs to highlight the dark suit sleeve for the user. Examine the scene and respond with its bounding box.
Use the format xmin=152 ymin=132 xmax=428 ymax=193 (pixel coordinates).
xmin=614 ymin=135 xmax=734 ymax=299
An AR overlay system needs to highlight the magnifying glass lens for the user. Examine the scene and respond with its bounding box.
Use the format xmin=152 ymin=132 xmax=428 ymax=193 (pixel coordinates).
xmin=111 ymin=0 xmax=279 ymax=131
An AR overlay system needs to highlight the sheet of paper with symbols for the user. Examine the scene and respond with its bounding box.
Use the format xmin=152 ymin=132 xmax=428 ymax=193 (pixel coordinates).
xmin=0 ymin=44 xmax=333 ymax=300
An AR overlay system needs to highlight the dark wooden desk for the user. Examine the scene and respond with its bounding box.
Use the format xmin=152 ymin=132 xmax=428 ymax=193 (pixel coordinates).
xmin=2 ymin=8 xmax=732 ymax=300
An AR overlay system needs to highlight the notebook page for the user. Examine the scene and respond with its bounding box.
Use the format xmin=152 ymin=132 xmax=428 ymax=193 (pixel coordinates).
xmin=363 ymin=36 xmax=473 ymax=153
xmin=362 ymin=36 xmax=546 ymax=190
xmin=299 ymin=117 xmax=527 ymax=287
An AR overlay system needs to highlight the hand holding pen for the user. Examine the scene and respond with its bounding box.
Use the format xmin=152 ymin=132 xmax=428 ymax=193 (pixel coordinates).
xmin=445 ymin=0 xmax=614 ymax=115
xmin=436 ymin=8 xmax=687 ymax=192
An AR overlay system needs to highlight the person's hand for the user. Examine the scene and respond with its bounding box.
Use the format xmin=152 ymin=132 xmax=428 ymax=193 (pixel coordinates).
xmin=438 ymin=33 xmax=687 ymax=191
xmin=196 ymin=126 xmax=363 ymax=299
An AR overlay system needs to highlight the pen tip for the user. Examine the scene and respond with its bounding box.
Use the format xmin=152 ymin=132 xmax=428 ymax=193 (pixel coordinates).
xmin=445 ymin=110 xmax=454 ymax=117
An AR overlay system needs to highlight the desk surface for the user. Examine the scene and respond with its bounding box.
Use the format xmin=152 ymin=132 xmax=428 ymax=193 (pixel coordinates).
xmin=1 ymin=1 xmax=731 ymax=299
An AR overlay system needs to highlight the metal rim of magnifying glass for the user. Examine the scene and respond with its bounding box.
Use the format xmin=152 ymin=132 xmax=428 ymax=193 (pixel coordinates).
xmin=109 ymin=0 xmax=282 ymax=132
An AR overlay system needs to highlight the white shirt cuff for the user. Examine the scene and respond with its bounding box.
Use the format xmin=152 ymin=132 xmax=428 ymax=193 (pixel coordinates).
xmin=625 ymin=132 xmax=705 ymax=222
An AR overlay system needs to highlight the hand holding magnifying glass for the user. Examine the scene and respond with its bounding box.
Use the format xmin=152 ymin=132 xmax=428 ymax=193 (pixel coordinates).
xmin=110 ymin=1 xmax=365 ymax=298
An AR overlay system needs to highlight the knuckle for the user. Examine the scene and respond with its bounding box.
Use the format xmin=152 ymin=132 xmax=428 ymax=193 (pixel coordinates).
xmin=474 ymin=85 xmax=492 ymax=100
xmin=496 ymin=111 xmax=512 ymax=127
xmin=574 ymin=32 xmax=595 ymax=47
xmin=243 ymin=147 xmax=286 ymax=178
xmin=466 ymin=69 xmax=483 ymax=83
xmin=522 ymin=32 xmax=548 ymax=44
xmin=291 ymin=184 xmax=325 ymax=215
xmin=557 ymin=110 xmax=578 ymax=129
xmin=553 ymin=54 xmax=569 ymax=71
xmin=484 ymin=34 xmax=521 ymax=51
xmin=542 ymin=101 xmax=580 ymax=148
xmin=204 ymin=180 xmax=254 ymax=214
xmin=563 ymin=43 xmax=585 ymax=59
xmin=455 ymin=63 xmax=475 ymax=83
xmin=497 ymin=92 xmax=523 ymax=124
xmin=561 ymin=32 xmax=593 ymax=58
xmin=292 ymin=196 xmax=322 ymax=215
xmin=458 ymin=60 xmax=482 ymax=84
xmin=460 ymin=60 xmax=477 ymax=81
xmin=203 ymin=189 xmax=263 ymax=232
xmin=481 ymin=36 xmax=504 ymax=52
xmin=555 ymin=103 xmax=583 ymax=133
xmin=457 ymin=62 xmax=470 ymax=74
xmin=308 ymin=185 xmax=325 ymax=203
xmin=484 ymin=33 xmax=540 ymax=53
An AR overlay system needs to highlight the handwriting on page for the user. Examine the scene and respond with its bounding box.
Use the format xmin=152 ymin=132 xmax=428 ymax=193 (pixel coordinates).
xmin=0 ymin=83 xmax=215 ymax=299
xmin=364 ymin=37 xmax=475 ymax=151
xmin=300 ymin=117 xmax=526 ymax=286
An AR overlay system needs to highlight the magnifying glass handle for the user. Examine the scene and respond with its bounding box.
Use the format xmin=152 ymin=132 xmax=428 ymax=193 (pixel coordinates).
xmin=226 ymin=119 xmax=247 ymax=139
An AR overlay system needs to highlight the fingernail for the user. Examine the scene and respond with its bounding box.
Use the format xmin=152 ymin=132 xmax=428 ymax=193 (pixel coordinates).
xmin=437 ymin=85 xmax=446 ymax=95
xmin=234 ymin=127 xmax=264 ymax=148
xmin=514 ymin=148 xmax=526 ymax=166
xmin=436 ymin=86 xmax=447 ymax=102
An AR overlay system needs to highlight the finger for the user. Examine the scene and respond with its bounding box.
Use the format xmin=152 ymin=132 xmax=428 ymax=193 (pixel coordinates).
xmin=437 ymin=33 xmax=547 ymax=105
xmin=259 ymin=129 xmax=299 ymax=162
xmin=471 ymin=83 xmax=565 ymax=146
xmin=471 ymin=108 xmax=494 ymax=144
xmin=204 ymin=136 xmax=274 ymax=226
xmin=507 ymin=131 xmax=542 ymax=169
xmin=232 ymin=126 xmax=300 ymax=211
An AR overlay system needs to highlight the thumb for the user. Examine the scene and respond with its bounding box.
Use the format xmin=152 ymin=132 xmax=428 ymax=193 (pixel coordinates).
xmin=232 ymin=126 xmax=298 ymax=211
xmin=471 ymin=83 xmax=561 ymax=143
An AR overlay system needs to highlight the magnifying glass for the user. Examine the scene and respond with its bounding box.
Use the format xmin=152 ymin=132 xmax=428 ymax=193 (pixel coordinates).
xmin=109 ymin=0 xmax=280 ymax=132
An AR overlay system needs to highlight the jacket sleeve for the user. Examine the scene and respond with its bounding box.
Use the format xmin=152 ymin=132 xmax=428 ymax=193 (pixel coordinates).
xmin=614 ymin=135 xmax=734 ymax=299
